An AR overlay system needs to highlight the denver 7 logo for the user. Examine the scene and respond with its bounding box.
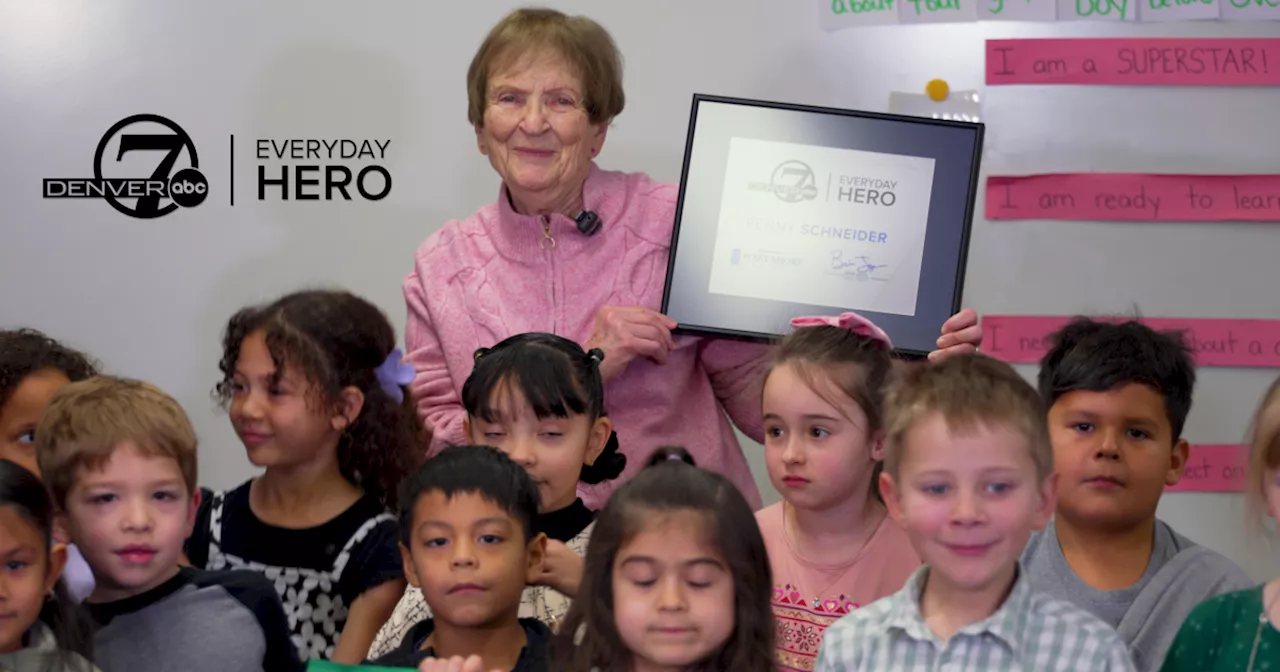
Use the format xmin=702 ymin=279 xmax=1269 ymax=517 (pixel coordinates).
xmin=43 ymin=114 xmax=209 ymax=219
xmin=769 ymin=160 xmax=819 ymax=203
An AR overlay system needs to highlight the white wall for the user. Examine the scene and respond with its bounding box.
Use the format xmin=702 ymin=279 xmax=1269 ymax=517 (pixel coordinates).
xmin=2 ymin=0 xmax=1277 ymax=579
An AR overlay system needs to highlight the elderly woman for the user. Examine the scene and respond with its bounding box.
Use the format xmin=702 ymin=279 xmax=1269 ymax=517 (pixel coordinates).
xmin=402 ymin=7 xmax=980 ymax=510
xmin=370 ymin=7 xmax=982 ymax=658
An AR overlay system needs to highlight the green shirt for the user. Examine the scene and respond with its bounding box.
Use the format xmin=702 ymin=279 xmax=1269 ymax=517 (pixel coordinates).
xmin=1161 ymin=585 xmax=1280 ymax=672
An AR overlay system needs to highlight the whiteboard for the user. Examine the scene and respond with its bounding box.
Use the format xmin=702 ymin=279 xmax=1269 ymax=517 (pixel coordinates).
xmin=2 ymin=0 xmax=1278 ymax=580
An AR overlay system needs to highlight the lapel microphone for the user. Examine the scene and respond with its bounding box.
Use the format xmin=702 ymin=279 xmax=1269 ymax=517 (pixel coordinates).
xmin=575 ymin=210 xmax=602 ymax=237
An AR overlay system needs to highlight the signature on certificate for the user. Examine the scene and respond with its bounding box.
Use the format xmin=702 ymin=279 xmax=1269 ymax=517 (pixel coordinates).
xmin=830 ymin=250 xmax=887 ymax=281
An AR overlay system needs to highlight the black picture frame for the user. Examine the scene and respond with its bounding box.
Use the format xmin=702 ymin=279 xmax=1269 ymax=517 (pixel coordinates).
xmin=659 ymin=94 xmax=984 ymax=358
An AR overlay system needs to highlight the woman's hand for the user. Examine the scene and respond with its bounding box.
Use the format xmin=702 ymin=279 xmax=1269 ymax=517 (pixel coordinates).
xmin=928 ymin=308 xmax=982 ymax=362
xmin=418 ymin=655 xmax=502 ymax=672
xmin=531 ymin=539 xmax=584 ymax=596
xmin=584 ymin=305 xmax=677 ymax=383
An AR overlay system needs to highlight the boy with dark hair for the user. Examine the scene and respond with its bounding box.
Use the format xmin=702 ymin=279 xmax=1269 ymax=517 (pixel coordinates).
xmin=1022 ymin=318 xmax=1254 ymax=672
xmin=368 ymin=444 xmax=549 ymax=671
xmin=36 ymin=376 xmax=303 ymax=672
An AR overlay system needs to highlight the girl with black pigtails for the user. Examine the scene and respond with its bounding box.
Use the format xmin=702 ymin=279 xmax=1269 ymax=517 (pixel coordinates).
xmin=370 ymin=332 xmax=626 ymax=658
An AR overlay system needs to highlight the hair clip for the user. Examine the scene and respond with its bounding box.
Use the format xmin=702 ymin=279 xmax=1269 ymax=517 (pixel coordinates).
xmin=586 ymin=347 xmax=605 ymax=363
xmin=667 ymin=453 xmax=684 ymax=462
xmin=375 ymin=348 xmax=416 ymax=403
xmin=473 ymin=347 xmax=492 ymax=361
xmin=790 ymin=312 xmax=893 ymax=350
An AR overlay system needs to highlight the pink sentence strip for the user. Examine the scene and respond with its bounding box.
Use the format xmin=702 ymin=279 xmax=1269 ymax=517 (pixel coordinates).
xmin=1167 ymin=445 xmax=1248 ymax=493
xmin=981 ymin=315 xmax=1280 ymax=368
xmin=986 ymin=38 xmax=1280 ymax=86
xmin=985 ymin=174 xmax=1280 ymax=222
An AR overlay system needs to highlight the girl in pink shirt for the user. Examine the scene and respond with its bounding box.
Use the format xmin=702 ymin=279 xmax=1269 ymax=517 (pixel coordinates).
xmin=757 ymin=313 xmax=922 ymax=672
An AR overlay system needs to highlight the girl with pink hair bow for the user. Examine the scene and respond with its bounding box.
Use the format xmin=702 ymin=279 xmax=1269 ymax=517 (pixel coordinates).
xmin=755 ymin=312 xmax=924 ymax=672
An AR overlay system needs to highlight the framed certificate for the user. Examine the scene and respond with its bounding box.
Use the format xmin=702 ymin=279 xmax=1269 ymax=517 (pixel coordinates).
xmin=659 ymin=94 xmax=984 ymax=358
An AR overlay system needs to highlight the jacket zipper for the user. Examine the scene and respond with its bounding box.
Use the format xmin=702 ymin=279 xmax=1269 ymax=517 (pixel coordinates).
xmin=540 ymin=218 xmax=556 ymax=250
xmin=541 ymin=215 xmax=559 ymax=335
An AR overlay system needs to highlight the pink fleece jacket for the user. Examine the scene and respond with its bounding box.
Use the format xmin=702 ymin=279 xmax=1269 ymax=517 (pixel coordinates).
xmin=402 ymin=163 xmax=770 ymax=510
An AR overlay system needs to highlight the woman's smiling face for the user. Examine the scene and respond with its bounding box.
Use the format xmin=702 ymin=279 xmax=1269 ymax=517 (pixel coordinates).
xmin=475 ymin=50 xmax=606 ymax=212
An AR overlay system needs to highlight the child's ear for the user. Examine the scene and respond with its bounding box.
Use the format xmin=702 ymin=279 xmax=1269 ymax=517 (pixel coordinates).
xmin=399 ymin=543 xmax=421 ymax=589
xmin=463 ymin=416 xmax=473 ymax=442
xmin=45 ymin=543 xmax=68 ymax=595
xmin=879 ymin=472 xmax=904 ymax=524
xmin=869 ymin=431 xmax=886 ymax=462
xmin=1268 ymin=470 xmax=1280 ymax=521
xmin=184 ymin=487 xmax=202 ymax=538
xmin=331 ymin=386 xmax=365 ymax=432
xmin=525 ymin=532 xmax=548 ymax=584
xmin=584 ymin=417 xmax=612 ymax=466
xmin=1032 ymin=471 xmax=1059 ymax=530
xmin=1166 ymin=438 xmax=1191 ymax=485
xmin=52 ymin=512 xmax=71 ymax=546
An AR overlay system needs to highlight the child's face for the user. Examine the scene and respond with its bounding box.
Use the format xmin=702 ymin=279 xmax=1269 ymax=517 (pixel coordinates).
xmin=62 ymin=442 xmax=197 ymax=603
xmin=466 ymin=385 xmax=609 ymax=513
xmin=763 ymin=364 xmax=881 ymax=511
xmin=612 ymin=510 xmax=735 ymax=670
xmin=228 ymin=331 xmax=351 ymax=471
xmin=1047 ymin=383 xmax=1188 ymax=532
xmin=0 ymin=506 xmax=64 ymax=654
xmin=401 ymin=490 xmax=544 ymax=629
xmin=882 ymin=413 xmax=1055 ymax=597
xmin=0 ymin=370 xmax=72 ymax=478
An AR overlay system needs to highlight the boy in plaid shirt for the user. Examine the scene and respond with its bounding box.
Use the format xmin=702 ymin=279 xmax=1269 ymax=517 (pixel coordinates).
xmin=814 ymin=355 xmax=1134 ymax=671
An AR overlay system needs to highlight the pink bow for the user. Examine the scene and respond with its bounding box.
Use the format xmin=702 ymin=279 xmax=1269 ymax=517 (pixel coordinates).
xmin=789 ymin=312 xmax=893 ymax=350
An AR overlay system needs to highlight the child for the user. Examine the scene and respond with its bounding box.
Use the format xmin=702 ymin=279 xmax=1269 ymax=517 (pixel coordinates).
xmin=552 ymin=446 xmax=776 ymax=672
xmin=369 ymin=332 xmax=625 ymax=657
xmin=759 ymin=314 xmax=920 ymax=671
xmin=183 ymin=289 xmax=424 ymax=663
xmin=1161 ymin=375 xmax=1280 ymax=671
xmin=35 ymin=376 xmax=302 ymax=672
xmin=0 ymin=458 xmax=97 ymax=671
xmin=1020 ymin=318 xmax=1253 ymax=671
xmin=0 ymin=329 xmax=99 ymax=476
xmin=366 ymin=444 xmax=550 ymax=671
xmin=0 ymin=328 xmax=101 ymax=606
xmin=815 ymin=354 xmax=1135 ymax=671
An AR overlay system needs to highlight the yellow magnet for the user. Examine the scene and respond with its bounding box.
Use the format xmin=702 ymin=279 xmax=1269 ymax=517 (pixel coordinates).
xmin=925 ymin=79 xmax=949 ymax=102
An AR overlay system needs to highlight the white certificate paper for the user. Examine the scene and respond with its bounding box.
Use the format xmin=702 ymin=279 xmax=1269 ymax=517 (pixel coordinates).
xmin=706 ymin=138 xmax=936 ymax=318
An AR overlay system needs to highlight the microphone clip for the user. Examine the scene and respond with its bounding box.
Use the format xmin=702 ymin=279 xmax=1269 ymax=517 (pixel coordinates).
xmin=576 ymin=210 xmax=602 ymax=237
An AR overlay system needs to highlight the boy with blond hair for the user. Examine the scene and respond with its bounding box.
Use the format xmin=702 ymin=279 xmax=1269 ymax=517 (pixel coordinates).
xmin=815 ymin=354 xmax=1134 ymax=671
xmin=36 ymin=376 xmax=302 ymax=672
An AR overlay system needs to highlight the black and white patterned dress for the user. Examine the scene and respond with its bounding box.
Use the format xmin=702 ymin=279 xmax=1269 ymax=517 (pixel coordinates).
xmin=185 ymin=481 xmax=403 ymax=662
